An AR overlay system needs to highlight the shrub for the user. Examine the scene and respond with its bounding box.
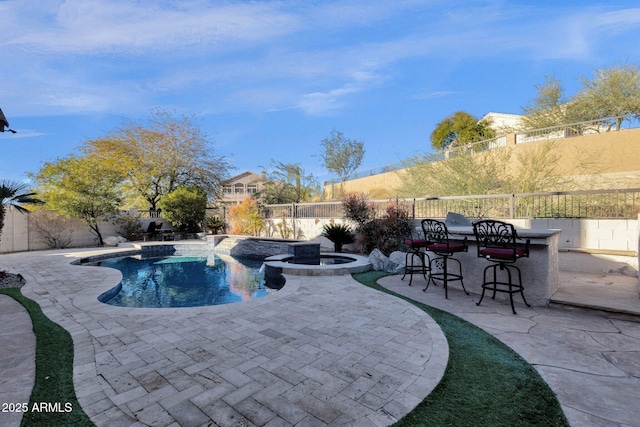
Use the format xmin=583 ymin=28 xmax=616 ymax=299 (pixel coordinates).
xmin=115 ymin=212 xmax=143 ymax=241
xmin=276 ymin=211 xmax=294 ymax=239
xmin=342 ymin=193 xmax=376 ymax=226
xmin=30 ymin=210 xmax=74 ymax=249
xmin=322 ymin=223 xmax=355 ymax=252
xmin=158 ymin=186 xmax=207 ymax=232
xmin=347 ymin=198 xmax=412 ymax=255
xmin=228 ymin=197 xmax=264 ymax=236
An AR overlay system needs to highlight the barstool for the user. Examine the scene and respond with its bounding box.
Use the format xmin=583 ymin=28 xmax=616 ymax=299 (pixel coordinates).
xmin=422 ymin=219 xmax=469 ymax=298
xmin=473 ymin=220 xmax=530 ymax=314
xmin=400 ymin=223 xmax=430 ymax=286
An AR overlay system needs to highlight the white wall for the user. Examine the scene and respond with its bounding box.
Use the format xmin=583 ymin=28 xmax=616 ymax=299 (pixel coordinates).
xmin=2 ymin=208 xmax=638 ymax=256
xmin=1 ymin=208 xmax=120 ymax=253
xmin=264 ymin=217 xmax=638 ymax=255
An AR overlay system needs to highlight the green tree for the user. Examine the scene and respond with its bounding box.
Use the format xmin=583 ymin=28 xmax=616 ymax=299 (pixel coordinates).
xmin=572 ymin=63 xmax=640 ymax=130
xmin=321 ymin=129 xmax=365 ymax=191
xmin=33 ymin=155 xmax=124 ymax=246
xmin=158 ymin=186 xmax=207 ymax=232
xmin=400 ymin=149 xmax=512 ymax=198
xmin=261 ymin=160 xmax=319 ymax=204
xmin=83 ymin=109 xmax=230 ymax=210
xmin=521 ymin=75 xmax=573 ymax=130
xmin=430 ymin=111 xmax=495 ymax=150
xmin=509 ymin=141 xmax=570 ymax=194
xmin=0 ymin=180 xmax=43 ymax=242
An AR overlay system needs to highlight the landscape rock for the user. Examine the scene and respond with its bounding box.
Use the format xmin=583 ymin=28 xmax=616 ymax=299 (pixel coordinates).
xmin=368 ymin=249 xmax=403 ymax=273
xmin=103 ymin=236 xmax=127 ymax=247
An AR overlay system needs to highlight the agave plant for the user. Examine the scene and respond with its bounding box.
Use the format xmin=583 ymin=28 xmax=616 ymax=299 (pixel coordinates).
xmin=205 ymin=216 xmax=226 ymax=234
xmin=0 ymin=180 xmax=44 ymax=242
xmin=321 ymin=223 xmax=355 ymax=253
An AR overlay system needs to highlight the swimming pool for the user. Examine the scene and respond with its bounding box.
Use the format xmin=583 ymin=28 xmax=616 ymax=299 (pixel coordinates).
xmin=96 ymin=253 xmax=278 ymax=308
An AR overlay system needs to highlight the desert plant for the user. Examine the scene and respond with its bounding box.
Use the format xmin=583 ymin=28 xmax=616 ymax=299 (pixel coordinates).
xmin=322 ymin=223 xmax=355 ymax=252
xmin=114 ymin=212 xmax=143 ymax=241
xmin=205 ymin=216 xmax=226 ymax=234
xmin=276 ymin=212 xmax=294 ymax=239
xmin=30 ymin=210 xmax=74 ymax=249
xmin=0 ymin=180 xmax=43 ymax=243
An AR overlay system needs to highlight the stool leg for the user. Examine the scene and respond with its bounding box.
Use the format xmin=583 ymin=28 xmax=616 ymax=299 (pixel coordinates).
xmin=401 ymin=251 xmax=412 ymax=283
xmin=476 ymin=264 xmax=492 ymax=307
xmin=423 ymin=255 xmax=440 ymax=292
xmin=450 ymin=257 xmax=468 ymax=296
xmin=505 ymin=265 xmax=517 ymax=314
xmin=513 ymin=264 xmax=531 ymax=310
xmin=403 ymin=249 xmax=428 ymax=286
xmin=491 ymin=264 xmax=499 ymax=299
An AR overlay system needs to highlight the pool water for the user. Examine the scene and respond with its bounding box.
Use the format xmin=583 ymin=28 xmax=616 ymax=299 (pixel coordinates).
xmin=96 ymin=254 xmax=277 ymax=308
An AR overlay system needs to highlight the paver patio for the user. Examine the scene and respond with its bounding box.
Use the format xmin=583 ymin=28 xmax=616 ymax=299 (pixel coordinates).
xmin=0 ymin=247 xmax=447 ymax=427
xmin=1 ymin=246 xmax=639 ymax=426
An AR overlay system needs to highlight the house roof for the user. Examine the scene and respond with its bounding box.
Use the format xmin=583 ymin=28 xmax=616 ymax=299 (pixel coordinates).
xmin=223 ymin=171 xmax=265 ymax=184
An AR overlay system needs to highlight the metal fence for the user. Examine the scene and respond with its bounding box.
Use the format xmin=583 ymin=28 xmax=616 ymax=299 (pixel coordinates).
xmin=263 ymin=188 xmax=640 ymax=221
xmin=515 ymin=115 xmax=640 ymax=144
xmin=322 ymin=114 xmax=640 ymax=185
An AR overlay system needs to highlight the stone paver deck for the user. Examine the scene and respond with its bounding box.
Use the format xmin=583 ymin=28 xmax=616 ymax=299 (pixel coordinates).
xmin=0 ymin=248 xmax=447 ymax=427
xmin=2 ymin=246 xmax=640 ymax=426
xmin=0 ymin=294 xmax=36 ymax=427
xmin=379 ymin=273 xmax=640 ymax=427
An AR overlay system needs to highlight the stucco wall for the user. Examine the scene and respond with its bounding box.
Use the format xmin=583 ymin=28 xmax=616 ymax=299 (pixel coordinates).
xmin=3 ymin=209 xmax=637 ymax=256
xmin=1 ymin=209 xmax=121 ymax=253
xmin=328 ymin=128 xmax=640 ymax=196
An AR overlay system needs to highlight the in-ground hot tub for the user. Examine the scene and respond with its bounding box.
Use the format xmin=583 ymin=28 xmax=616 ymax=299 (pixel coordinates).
xmin=262 ymin=242 xmax=371 ymax=277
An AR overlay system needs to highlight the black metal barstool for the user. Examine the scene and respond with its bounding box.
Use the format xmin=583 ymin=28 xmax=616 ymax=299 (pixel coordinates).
xmin=422 ymin=219 xmax=469 ymax=298
xmin=400 ymin=222 xmax=430 ymax=286
xmin=473 ymin=220 xmax=531 ymax=314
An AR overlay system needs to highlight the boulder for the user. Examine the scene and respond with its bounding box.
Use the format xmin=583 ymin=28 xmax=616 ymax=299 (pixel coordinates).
xmin=389 ymin=251 xmax=408 ymax=268
xmin=368 ymin=249 xmax=403 ymax=273
xmin=103 ymin=236 xmax=127 ymax=247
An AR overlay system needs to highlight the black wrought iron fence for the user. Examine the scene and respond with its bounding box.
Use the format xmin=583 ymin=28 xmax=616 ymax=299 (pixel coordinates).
xmin=514 ymin=189 xmax=640 ymax=219
xmin=261 ymin=188 xmax=640 ymax=221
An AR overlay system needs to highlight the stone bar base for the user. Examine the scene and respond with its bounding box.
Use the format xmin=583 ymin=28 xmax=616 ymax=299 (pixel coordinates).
xmin=435 ymin=227 xmax=562 ymax=307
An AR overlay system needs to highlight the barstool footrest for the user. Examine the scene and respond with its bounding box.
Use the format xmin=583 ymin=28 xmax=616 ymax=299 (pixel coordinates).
xmin=476 ymin=263 xmax=530 ymax=314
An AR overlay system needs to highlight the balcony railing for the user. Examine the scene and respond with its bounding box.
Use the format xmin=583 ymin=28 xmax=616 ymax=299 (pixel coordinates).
xmin=515 ymin=115 xmax=640 ymax=144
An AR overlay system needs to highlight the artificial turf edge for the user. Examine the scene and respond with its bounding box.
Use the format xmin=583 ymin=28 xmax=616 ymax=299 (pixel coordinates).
xmin=352 ymin=271 xmax=570 ymax=427
xmin=0 ymin=288 xmax=95 ymax=427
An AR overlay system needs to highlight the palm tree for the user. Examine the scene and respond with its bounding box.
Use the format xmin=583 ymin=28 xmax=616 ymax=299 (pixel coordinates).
xmin=0 ymin=180 xmax=44 ymax=242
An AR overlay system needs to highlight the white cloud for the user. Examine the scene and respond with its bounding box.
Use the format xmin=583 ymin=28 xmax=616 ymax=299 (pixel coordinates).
xmin=2 ymin=0 xmax=639 ymax=119
xmin=1 ymin=0 xmax=300 ymax=54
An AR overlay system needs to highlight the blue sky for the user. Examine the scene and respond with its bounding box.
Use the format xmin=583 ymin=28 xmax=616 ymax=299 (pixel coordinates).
xmin=1 ymin=0 xmax=640 ymax=184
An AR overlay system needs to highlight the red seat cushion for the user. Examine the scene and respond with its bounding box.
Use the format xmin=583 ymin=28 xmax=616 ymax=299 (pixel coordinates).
xmin=427 ymin=242 xmax=466 ymax=253
xmin=406 ymin=239 xmax=428 ymax=248
xmin=479 ymin=246 xmax=527 ymax=260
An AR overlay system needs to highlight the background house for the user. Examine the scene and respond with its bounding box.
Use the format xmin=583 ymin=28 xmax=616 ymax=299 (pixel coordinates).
xmin=220 ymin=171 xmax=266 ymax=206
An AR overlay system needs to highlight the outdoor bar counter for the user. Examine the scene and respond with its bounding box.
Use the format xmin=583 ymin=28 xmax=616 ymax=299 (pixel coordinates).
xmin=438 ymin=226 xmax=563 ymax=307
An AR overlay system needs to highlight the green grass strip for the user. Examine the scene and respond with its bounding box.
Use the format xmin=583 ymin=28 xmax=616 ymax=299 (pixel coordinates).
xmin=0 ymin=288 xmax=95 ymax=427
xmin=353 ymin=271 xmax=570 ymax=427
